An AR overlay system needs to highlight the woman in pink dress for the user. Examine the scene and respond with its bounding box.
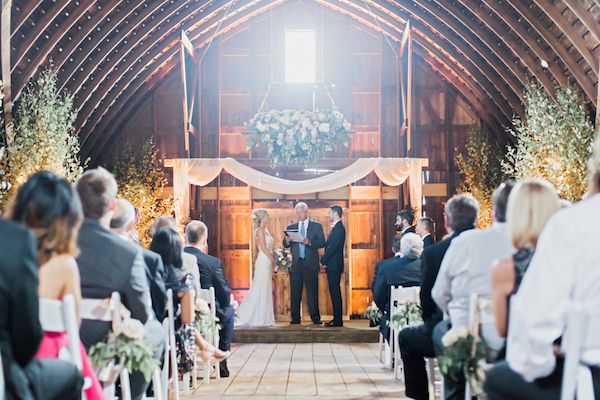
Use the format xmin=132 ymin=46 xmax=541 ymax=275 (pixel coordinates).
xmin=8 ymin=171 xmax=104 ymax=400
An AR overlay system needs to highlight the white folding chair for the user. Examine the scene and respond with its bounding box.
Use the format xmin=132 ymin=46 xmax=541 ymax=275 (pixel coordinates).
xmin=161 ymin=289 xmax=179 ymax=400
xmin=392 ymin=286 xmax=420 ymax=380
xmin=561 ymin=305 xmax=600 ymax=400
xmin=192 ymin=287 xmax=221 ymax=386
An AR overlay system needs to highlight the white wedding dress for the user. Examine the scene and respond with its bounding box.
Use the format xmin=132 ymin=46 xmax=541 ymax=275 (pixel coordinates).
xmin=235 ymin=230 xmax=275 ymax=327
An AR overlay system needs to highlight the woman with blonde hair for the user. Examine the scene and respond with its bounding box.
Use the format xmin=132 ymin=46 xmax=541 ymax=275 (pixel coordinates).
xmin=491 ymin=178 xmax=560 ymax=338
xmin=235 ymin=208 xmax=276 ymax=327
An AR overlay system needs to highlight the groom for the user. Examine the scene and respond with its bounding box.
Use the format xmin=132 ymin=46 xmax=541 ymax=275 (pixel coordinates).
xmin=320 ymin=205 xmax=346 ymax=327
xmin=284 ymin=202 xmax=326 ymax=325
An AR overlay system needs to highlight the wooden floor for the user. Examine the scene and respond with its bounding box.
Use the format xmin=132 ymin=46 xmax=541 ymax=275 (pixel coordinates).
xmin=183 ymin=343 xmax=407 ymax=399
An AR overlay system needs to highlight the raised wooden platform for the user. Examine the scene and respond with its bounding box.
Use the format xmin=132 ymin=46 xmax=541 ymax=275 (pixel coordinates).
xmin=233 ymin=321 xmax=379 ymax=343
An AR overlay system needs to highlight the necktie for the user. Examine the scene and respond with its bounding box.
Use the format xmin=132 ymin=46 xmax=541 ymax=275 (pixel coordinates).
xmin=299 ymin=221 xmax=306 ymax=259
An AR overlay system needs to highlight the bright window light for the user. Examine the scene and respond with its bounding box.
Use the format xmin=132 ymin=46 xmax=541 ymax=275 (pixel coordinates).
xmin=285 ymin=30 xmax=316 ymax=83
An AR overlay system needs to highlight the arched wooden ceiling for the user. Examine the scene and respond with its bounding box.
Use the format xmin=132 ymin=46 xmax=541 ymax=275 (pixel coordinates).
xmin=7 ymin=0 xmax=600 ymax=161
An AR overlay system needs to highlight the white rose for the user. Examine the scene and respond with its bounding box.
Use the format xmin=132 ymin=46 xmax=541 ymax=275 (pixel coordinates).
xmin=195 ymin=299 xmax=210 ymax=315
xmin=120 ymin=319 xmax=145 ymax=340
xmin=441 ymin=327 xmax=469 ymax=347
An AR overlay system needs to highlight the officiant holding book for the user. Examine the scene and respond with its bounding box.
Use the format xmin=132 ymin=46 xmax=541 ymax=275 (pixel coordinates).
xmin=284 ymin=202 xmax=326 ymax=325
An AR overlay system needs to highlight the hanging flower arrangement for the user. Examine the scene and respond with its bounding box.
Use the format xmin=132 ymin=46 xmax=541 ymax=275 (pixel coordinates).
xmin=245 ymin=109 xmax=351 ymax=167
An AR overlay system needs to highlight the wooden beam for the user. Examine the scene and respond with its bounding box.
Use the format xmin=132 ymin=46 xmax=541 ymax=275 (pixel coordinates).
xmin=1 ymin=0 xmax=13 ymax=133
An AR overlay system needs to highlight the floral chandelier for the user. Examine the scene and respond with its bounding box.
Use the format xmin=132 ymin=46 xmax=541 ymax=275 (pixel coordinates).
xmin=245 ymin=82 xmax=352 ymax=168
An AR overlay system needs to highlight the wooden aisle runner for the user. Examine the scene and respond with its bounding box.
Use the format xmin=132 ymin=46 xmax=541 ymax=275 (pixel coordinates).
xmin=188 ymin=343 xmax=407 ymax=399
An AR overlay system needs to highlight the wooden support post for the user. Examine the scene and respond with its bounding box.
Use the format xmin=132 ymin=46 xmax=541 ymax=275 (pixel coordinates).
xmin=406 ymin=29 xmax=413 ymax=156
xmin=1 ymin=0 xmax=13 ymax=136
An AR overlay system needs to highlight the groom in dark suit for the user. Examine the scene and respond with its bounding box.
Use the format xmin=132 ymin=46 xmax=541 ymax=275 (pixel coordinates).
xmin=320 ymin=205 xmax=346 ymax=327
xmin=284 ymin=202 xmax=326 ymax=325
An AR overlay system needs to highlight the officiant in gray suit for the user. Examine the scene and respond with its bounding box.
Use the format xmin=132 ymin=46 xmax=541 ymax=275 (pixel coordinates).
xmin=283 ymin=202 xmax=326 ymax=325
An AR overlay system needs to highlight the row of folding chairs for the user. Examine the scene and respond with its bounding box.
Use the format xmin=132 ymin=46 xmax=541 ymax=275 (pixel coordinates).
xmin=377 ymin=285 xmax=444 ymax=400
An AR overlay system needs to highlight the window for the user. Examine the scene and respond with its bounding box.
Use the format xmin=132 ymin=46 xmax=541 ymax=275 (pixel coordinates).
xmin=285 ymin=29 xmax=316 ymax=83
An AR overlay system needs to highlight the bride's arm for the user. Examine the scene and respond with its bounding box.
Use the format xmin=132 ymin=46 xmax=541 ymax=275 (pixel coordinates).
xmin=256 ymin=229 xmax=276 ymax=265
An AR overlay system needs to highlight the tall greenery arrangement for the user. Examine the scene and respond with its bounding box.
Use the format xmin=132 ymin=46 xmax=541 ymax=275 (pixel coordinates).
xmin=113 ymin=138 xmax=173 ymax=246
xmin=455 ymin=125 xmax=504 ymax=228
xmin=0 ymin=69 xmax=86 ymax=206
xmin=502 ymin=83 xmax=595 ymax=202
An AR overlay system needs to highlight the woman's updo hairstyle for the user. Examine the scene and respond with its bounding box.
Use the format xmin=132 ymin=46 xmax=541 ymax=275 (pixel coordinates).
xmin=252 ymin=208 xmax=269 ymax=229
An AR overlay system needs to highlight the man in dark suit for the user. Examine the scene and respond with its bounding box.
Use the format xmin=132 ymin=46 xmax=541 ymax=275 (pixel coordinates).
xmin=0 ymin=219 xmax=83 ymax=400
xmin=184 ymin=220 xmax=235 ymax=378
xmin=396 ymin=209 xmax=415 ymax=236
xmin=319 ymin=205 xmax=346 ymax=327
xmin=283 ymin=202 xmax=326 ymax=325
xmin=372 ymin=234 xmax=423 ymax=342
xmin=397 ymin=194 xmax=479 ymax=400
xmin=110 ymin=198 xmax=167 ymax=320
xmin=75 ymin=168 xmax=164 ymax=400
xmin=416 ymin=217 xmax=435 ymax=248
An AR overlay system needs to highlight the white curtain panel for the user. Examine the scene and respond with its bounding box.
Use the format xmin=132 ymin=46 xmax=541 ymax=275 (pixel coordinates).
xmin=172 ymin=157 xmax=428 ymax=224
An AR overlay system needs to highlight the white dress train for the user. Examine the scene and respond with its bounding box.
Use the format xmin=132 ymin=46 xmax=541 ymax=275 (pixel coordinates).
xmin=235 ymin=230 xmax=276 ymax=327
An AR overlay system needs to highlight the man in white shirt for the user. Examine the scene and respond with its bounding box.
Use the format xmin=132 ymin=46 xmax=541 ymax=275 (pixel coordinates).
xmin=484 ymin=141 xmax=600 ymax=398
xmin=432 ymin=181 xmax=515 ymax=399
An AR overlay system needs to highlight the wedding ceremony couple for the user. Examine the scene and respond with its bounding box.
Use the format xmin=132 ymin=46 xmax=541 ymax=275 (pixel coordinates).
xmin=236 ymin=202 xmax=346 ymax=327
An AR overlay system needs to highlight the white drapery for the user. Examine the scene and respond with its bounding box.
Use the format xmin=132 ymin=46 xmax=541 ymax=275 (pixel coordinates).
xmin=172 ymin=157 xmax=428 ymax=224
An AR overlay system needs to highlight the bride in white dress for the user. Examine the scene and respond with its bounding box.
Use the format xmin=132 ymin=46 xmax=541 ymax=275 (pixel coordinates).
xmin=236 ymin=208 xmax=276 ymax=327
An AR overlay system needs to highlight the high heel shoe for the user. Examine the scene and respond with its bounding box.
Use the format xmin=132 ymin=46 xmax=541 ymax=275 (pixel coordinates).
xmin=199 ymin=346 xmax=230 ymax=364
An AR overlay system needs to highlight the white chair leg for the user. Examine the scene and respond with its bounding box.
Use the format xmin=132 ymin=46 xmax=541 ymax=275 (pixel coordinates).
xmin=119 ymin=368 xmax=132 ymax=400
xmin=202 ymin=359 xmax=211 ymax=385
xmin=151 ymin=369 xmax=163 ymax=400
xmin=394 ymin=330 xmax=403 ymax=381
xmin=384 ymin=341 xmax=393 ymax=369
xmin=102 ymin=384 xmax=115 ymax=400
xmin=379 ymin=333 xmax=384 ymax=363
xmin=181 ymin=372 xmax=191 ymax=394
xmin=426 ymin=358 xmax=436 ymax=400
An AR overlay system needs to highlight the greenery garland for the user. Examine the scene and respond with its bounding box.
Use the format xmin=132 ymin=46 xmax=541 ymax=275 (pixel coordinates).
xmin=246 ymin=109 xmax=351 ymax=167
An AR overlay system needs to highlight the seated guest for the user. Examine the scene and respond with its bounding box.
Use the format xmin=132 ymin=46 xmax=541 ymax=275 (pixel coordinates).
xmin=432 ymin=181 xmax=515 ymax=399
xmin=0 ymin=217 xmax=83 ymax=400
xmin=395 ymin=209 xmax=415 ymax=236
xmin=151 ymin=215 xmax=202 ymax=295
xmin=398 ymin=194 xmax=478 ymax=400
xmin=184 ymin=220 xmax=235 ymax=378
xmin=75 ymin=167 xmax=163 ymax=400
xmin=485 ymin=139 xmax=600 ymax=399
xmin=8 ymin=171 xmax=103 ymax=400
xmin=491 ymin=179 xmax=559 ymax=338
xmin=416 ymin=217 xmax=435 ymax=248
xmin=373 ymin=233 xmax=423 ymax=343
xmin=150 ymin=228 xmax=228 ymax=375
xmin=111 ymin=199 xmax=168 ymax=321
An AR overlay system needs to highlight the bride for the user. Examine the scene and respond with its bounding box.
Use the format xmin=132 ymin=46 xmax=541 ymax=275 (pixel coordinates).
xmin=236 ymin=208 xmax=276 ymax=327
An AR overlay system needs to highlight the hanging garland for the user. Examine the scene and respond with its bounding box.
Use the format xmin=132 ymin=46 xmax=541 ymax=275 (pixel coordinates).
xmin=245 ymin=108 xmax=351 ymax=167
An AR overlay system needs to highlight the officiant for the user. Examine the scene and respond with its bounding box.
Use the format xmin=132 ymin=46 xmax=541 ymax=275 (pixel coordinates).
xmin=283 ymin=202 xmax=326 ymax=325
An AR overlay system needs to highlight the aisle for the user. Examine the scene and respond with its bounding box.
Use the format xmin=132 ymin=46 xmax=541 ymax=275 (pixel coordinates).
xmin=184 ymin=343 xmax=407 ymax=399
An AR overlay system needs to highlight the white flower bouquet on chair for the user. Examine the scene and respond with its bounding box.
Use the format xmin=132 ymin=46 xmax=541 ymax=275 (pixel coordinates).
xmin=364 ymin=301 xmax=382 ymax=327
xmin=387 ymin=300 xmax=422 ymax=330
xmin=438 ymin=327 xmax=487 ymax=396
xmin=194 ymin=298 xmax=220 ymax=338
xmin=89 ymin=319 xmax=159 ymax=384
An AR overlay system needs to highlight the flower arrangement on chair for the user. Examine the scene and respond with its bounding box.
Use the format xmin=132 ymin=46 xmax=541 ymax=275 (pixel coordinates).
xmin=89 ymin=319 xmax=159 ymax=384
xmin=387 ymin=300 xmax=422 ymax=330
xmin=245 ymin=109 xmax=351 ymax=168
xmin=364 ymin=301 xmax=382 ymax=327
xmin=194 ymin=298 xmax=221 ymax=338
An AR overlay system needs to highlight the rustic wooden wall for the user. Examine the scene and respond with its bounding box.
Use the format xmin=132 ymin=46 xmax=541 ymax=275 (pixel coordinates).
xmin=114 ymin=1 xmax=479 ymax=318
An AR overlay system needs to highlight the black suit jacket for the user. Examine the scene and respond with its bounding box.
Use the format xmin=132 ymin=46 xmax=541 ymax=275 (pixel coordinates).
xmin=420 ymin=231 xmax=468 ymax=325
xmin=423 ymin=234 xmax=434 ymax=248
xmin=77 ymin=219 xmax=152 ymax=349
xmin=283 ymin=219 xmax=326 ymax=272
xmin=320 ymin=221 xmax=346 ymax=273
xmin=142 ymin=249 xmax=168 ymax=321
xmin=0 ymin=220 xmax=43 ymax=400
xmin=184 ymin=246 xmax=232 ymax=322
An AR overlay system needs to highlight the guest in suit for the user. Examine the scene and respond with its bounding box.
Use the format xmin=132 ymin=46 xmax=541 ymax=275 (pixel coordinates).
xmin=433 ymin=182 xmax=515 ymax=400
xmin=151 ymin=215 xmax=202 ymax=295
xmin=110 ymin=198 xmax=168 ymax=321
xmin=283 ymin=202 xmax=326 ymax=325
xmin=396 ymin=209 xmax=415 ymax=236
xmin=320 ymin=205 xmax=346 ymax=327
xmin=0 ymin=217 xmax=84 ymax=400
xmin=184 ymin=220 xmax=235 ymax=377
xmin=398 ymin=194 xmax=478 ymax=400
xmin=75 ymin=167 xmax=164 ymax=400
xmin=416 ymin=217 xmax=435 ymax=248
xmin=372 ymin=233 xmax=423 ymax=342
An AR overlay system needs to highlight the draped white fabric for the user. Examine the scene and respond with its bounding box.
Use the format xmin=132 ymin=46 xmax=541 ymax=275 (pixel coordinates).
xmin=172 ymin=157 xmax=428 ymax=224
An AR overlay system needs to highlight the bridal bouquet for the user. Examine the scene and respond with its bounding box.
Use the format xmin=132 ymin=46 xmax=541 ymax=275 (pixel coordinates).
xmin=438 ymin=327 xmax=487 ymax=395
xmin=273 ymin=247 xmax=293 ymax=272
xmin=387 ymin=300 xmax=422 ymax=330
xmin=89 ymin=318 xmax=159 ymax=383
